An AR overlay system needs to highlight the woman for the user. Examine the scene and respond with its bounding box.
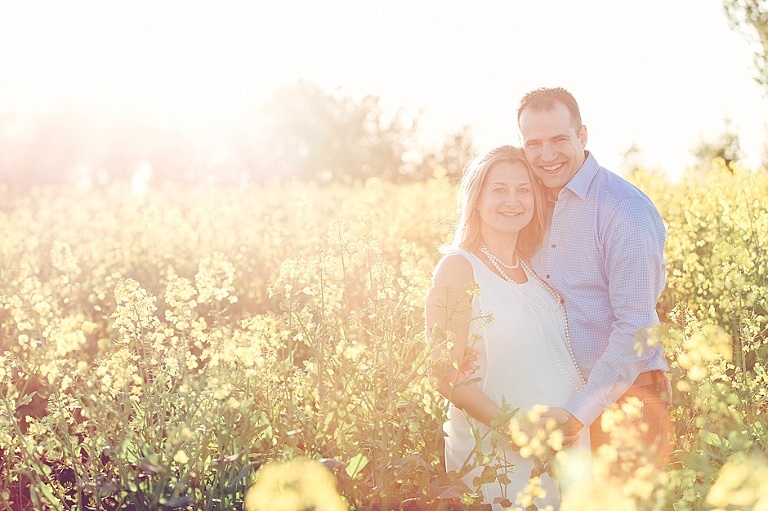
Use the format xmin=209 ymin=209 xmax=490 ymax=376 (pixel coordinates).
xmin=426 ymin=145 xmax=589 ymax=510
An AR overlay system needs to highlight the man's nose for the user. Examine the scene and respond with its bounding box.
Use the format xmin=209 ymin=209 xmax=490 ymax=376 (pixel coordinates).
xmin=541 ymin=143 xmax=557 ymax=162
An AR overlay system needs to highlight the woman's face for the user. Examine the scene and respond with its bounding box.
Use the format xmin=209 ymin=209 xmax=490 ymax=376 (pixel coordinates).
xmin=476 ymin=160 xmax=535 ymax=239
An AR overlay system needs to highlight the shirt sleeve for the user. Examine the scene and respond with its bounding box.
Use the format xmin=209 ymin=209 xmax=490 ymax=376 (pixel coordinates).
xmin=565 ymin=196 xmax=668 ymax=427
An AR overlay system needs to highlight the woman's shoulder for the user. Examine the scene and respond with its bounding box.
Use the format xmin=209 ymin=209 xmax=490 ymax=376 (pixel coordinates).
xmin=432 ymin=251 xmax=474 ymax=287
xmin=435 ymin=250 xmax=472 ymax=272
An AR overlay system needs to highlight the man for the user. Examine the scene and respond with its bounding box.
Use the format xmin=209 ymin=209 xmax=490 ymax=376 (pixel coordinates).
xmin=516 ymin=87 xmax=670 ymax=462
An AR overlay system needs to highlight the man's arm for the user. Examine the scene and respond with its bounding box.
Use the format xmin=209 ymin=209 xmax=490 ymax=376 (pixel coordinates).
xmin=565 ymin=196 xmax=668 ymax=428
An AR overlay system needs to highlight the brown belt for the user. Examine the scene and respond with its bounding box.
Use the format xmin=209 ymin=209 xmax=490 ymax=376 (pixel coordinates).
xmin=631 ymin=370 xmax=666 ymax=388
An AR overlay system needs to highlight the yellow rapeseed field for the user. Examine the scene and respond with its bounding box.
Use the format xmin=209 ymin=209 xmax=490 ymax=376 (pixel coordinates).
xmin=0 ymin=163 xmax=766 ymax=510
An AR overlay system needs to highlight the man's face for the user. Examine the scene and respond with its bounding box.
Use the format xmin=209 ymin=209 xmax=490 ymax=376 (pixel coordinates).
xmin=519 ymin=101 xmax=587 ymax=193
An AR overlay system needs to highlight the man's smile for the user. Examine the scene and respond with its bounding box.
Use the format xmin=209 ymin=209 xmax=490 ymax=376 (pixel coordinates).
xmin=541 ymin=162 xmax=564 ymax=172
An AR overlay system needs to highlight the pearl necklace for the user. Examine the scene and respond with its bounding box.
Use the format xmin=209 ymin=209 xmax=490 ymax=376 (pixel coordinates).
xmin=479 ymin=244 xmax=519 ymax=270
xmin=517 ymin=260 xmax=585 ymax=388
xmin=480 ymin=249 xmax=585 ymax=388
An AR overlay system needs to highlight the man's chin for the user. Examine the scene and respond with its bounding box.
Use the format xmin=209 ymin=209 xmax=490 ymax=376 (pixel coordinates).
xmin=539 ymin=177 xmax=565 ymax=190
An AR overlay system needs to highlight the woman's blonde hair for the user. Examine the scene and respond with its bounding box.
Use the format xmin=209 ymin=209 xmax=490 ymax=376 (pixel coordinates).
xmin=443 ymin=145 xmax=546 ymax=261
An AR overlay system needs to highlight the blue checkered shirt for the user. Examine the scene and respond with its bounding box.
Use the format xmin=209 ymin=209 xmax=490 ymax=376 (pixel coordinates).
xmin=531 ymin=152 xmax=669 ymax=428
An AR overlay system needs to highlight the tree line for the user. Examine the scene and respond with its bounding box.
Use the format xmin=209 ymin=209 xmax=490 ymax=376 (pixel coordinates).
xmin=0 ymin=80 xmax=474 ymax=190
xmin=725 ymin=0 xmax=768 ymax=92
xmin=2 ymin=1 xmax=766 ymax=190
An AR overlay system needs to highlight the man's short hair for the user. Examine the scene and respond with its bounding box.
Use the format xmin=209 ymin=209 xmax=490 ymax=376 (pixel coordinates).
xmin=517 ymin=87 xmax=582 ymax=129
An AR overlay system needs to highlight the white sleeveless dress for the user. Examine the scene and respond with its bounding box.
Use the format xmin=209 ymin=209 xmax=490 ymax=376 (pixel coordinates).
xmin=443 ymin=249 xmax=590 ymax=510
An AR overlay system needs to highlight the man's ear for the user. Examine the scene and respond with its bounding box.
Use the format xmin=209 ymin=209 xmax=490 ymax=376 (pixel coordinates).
xmin=579 ymin=125 xmax=588 ymax=148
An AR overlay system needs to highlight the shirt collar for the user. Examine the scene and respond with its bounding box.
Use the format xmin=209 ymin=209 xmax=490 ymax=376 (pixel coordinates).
xmin=564 ymin=151 xmax=599 ymax=200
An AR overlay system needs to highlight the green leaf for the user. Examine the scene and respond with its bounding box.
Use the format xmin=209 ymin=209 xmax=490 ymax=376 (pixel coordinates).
xmin=345 ymin=452 xmax=369 ymax=479
xmin=16 ymin=391 xmax=34 ymax=408
xmin=702 ymin=431 xmax=727 ymax=448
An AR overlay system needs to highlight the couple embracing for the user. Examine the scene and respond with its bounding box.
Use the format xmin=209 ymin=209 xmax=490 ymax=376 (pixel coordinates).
xmin=426 ymin=87 xmax=671 ymax=510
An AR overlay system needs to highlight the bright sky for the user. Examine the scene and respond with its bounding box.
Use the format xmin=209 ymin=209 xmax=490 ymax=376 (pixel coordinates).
xmin=1 ymin=1 xmax=766 ymax=177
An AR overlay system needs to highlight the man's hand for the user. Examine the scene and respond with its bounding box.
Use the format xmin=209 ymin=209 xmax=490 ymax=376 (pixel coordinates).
xmin=539 ymin=407 xmax=584 ymax=447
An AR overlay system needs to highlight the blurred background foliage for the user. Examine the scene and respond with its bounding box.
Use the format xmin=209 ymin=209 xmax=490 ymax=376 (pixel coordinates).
xmin=1 ymin=1 xmax=767 ymax=192
xmin=0 ymin=79 xmax=476 ymax=190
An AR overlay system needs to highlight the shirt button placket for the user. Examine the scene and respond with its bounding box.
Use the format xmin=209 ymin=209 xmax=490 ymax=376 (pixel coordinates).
xmin=546 ymin=193 xmax=565 ymax=280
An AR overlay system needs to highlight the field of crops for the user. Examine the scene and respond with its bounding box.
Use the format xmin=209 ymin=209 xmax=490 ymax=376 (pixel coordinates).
xmin=1 ymin=161 xmax=767 ymax=510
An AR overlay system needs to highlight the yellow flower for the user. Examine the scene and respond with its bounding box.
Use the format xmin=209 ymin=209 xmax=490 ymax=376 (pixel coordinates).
xmin=174 ymin=450 xmax=190 ymax=464
xmin=706 ymin=454 xmax=768 ymax=509
xmin=245 ymin=459 xmax=347 ymax=511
